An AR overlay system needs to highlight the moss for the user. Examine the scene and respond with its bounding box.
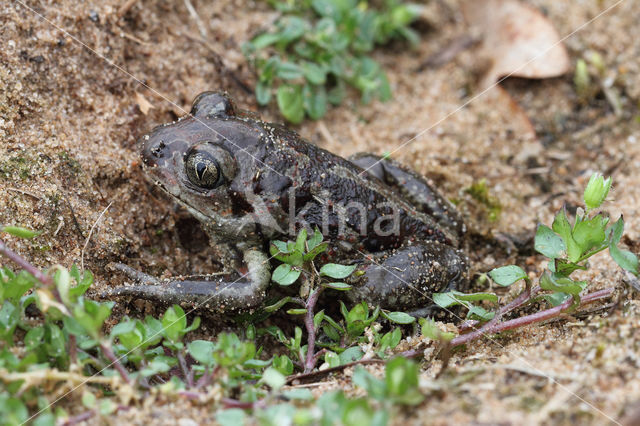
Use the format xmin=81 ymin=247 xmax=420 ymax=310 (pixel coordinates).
xmin=464 ymin=179 xmax=502 ymax=222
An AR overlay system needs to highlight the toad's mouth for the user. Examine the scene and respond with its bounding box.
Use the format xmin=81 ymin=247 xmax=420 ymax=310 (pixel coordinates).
xmin=146 ymin=168 xmax=212 ymax=225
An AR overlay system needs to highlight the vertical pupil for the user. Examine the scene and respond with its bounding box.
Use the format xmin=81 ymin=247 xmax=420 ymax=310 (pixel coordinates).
xmin=196 ymin=161 xmax=207 ymax=180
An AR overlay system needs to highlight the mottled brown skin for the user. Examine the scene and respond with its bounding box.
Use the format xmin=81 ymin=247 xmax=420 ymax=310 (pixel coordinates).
xmin=110 ymin=92 xmax=469 ymax=316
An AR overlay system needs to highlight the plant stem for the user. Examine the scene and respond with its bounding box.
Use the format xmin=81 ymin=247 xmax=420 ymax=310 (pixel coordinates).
xmin=222 ymin=398 xmax=267 ymax=410
xmin=459 ymin=285 xmax=541 ymax=332
xmin=69 ymin=335 xmax=78 ymax=366
xmin=303 ymin=287 xmax=324 ymax=373
xmin=177 ymin=351 xmax=194 ymax=388
xmin=100 ymin=344 xmax=132 ymax=385
xmin=451 ymin=287 xmax=614 ymax=346
xmin=0 ymin=238 xmax=54 ymax=287
xmin=286 ymin=358 xmax=386 ymax=385
xmin=61 ymin=409 xmax=96 ymax=426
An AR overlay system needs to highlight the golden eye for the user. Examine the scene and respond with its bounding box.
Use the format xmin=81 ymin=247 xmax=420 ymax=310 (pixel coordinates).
xmin=185 ymin=151 xmax=221 ymax=189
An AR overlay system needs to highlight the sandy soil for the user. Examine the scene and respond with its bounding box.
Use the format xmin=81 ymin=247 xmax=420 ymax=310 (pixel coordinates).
xmin=1 ymin=0 xmax=639 ymax=424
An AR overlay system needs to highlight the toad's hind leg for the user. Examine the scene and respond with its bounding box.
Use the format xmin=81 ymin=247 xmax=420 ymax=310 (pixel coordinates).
xmin=345 ymin=242 xmax=469 ymax=315
xmin=349 ymin=153 xmax=465 ymax=238
xmin=104 ymin=250 xmax=271 ymax=314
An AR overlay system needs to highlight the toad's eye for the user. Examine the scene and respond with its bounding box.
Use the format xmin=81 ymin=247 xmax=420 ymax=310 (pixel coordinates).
xmin=185 ymin=151 xmax=222 ymax=189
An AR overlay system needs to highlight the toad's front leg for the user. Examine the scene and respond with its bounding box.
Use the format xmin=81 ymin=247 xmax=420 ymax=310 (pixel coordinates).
xmin=105 ymin=249 xmax=271 ymax=314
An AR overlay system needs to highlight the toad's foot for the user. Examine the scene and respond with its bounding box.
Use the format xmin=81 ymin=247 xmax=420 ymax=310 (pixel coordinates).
xmin=346 ymin=241 xmax=468 ymax=315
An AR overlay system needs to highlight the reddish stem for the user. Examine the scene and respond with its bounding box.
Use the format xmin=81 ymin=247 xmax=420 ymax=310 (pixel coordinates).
xmin=459 ymin=286 xmax=541 ymax=333
xmin=303 ymin=287 xmax=323 ymax=373
xmin=177 ymin=351 xmax=194 ymax=388
xmin=451 ymin=288 xmax=614 ymax=346
xmin=0 ymin=239 xmax=54 ymax=287
xmin=61 ymin=409 xmax=96 ymax=425
xmin=69 ymin=335 xmax=78 ymax=366
xmin=100 ymin=344 xmax=132 ymax=385
xmin=221 ymin=398 xmax=267 ymax=410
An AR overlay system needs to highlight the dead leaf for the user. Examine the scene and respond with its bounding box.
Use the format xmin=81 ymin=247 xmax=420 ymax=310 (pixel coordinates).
xmin=483 ymin=85 xmax=537 ymax=140
xmin=135 ymin=92 xmax=155 ymax=115
xmin=462 ymin=0 xmax=570 ymax=88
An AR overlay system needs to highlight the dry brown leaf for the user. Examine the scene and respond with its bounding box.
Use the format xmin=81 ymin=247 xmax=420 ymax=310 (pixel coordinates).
xmin=483 ymin=85 xmax=537 ymax=140
xmin=135 ymin=92 xmax=155 ymax=115
xmin=463 ymin=0 xmax=570 ymax=88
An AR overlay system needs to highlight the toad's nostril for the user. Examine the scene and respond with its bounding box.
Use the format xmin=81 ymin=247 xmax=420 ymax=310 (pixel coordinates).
xmin=150 ymin=141 xmax=166 ymax=158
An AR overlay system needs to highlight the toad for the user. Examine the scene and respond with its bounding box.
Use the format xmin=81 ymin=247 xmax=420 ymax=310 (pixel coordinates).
xmin=111 ymin=92 xmax=469 ymax=316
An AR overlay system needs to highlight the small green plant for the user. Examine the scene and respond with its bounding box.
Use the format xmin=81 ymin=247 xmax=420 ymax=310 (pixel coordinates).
xmin=434 ymin=173 xmax=637 ymax=346
xmin=243 ymin=0 xmax=421 ymax=123
xmin=574 ymin=52 xmax=622 ymax=115
xmin=0 ymin=225 xmax=424 ymax=425
xmin=265 ymin=227 xmax=414 ymax=373
xmin=464 ymin=178 xmax=502 ymax=222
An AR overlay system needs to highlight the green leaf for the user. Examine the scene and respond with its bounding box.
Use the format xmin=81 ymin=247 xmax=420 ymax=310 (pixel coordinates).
xmin=3 ymin=271 xmax=36 ymax=301
xmin=270 ymin=240 xmax=290 ymax=254
xmin=256 ymin=81 xmax=271 ymax=105
xmin=187 ymin=340 xmax=216 ymax=367
xmin=489 ymin=265 xmax=528 ymax=286
xmin=270 ymin=241 xmax=304 ymax=266
xmin=432 ymin=292 xmax=458 ymax=308
xmin=277 ymin=84 xmax=305 ymax=124
xmin=327 ymin=81 xmax=346 ymax=105
xmin=140 ymin=357 xmax=172 ymax=377
xmin=217 ymin=409 xmax=246 ymax=426
xmin=55 ymin=267 xmax=71 ymax=306
xmin=24 ymin=326 xmax=44 ymax=350
xmin=282 ymin=388 xmax=314 ymax=401
xmin=264 ymin=296 xmax=292 ymax=313
xmin=313 ymin=309 xmax=325 ymax=330
xmin=573 ymin=216 xmax=607 ymax=254
xmin=419 ymin=318 xmax=454 ymax=341
xmin=380 ymin=310 xmax=415 ymax=324
xmin=385 ymin=357 xmax=423 ymax=405
xmin=81 ymin=391 xmax=96 ymax=409
xmin=433 ymin=290 xmax=497 ymax=307
xmin=379 ymin=327 xmax=402 ymax=352
xmin=277 ymin=62 xmax=304 ymax=80
xmin=322 ymin=281 xmax=352 ymax=291
xmin=303 ymin=84 xmax=328 ymax=120
xmin=271 ymin=264 xmax=301 ymax=286
xmin=339 ymin=346 xmax=364 ymax=364
xmin=353 ymin=366 xmax=386 ymax=400
xmin=2 ymin=226 xmax=41 ymax=239
xmin=304 ymin=242 xmax=328 ymax=261
xmin=554 ymin=259 xmax=587 ymax=275
xmin=324 ymin=351 xmax=340 ymax=368
xmin=278 ymin=16 xmax=308 ymax=43
xmin=302 ymin=62 xmax=327 ymax=85
xmin=607 ymin=216 xmax=624 ymax=245
xmin=553 ymin=208 xmax=582 ymax=262
xmin=534 ymin=224 xmax=566 ymax=259
xmin=162 ymin=304 xmax=187 ymax=343
xmin=319 ymin=263 xmax=356 ymax=279
xmin=251 ymin=33 xmax=282 ymax=49
xmin=453 ymin=291 xmax=499 ymax=303
xmin=262 ymin=367 xmax=286 ymax=390
xmin=609 ymin=244 xmax=639 ymax=275
xmin=307 ymin=227 xmax=323 ymax=250
xmin=73 ymin=299 xmax=114 ymax=340
xmin=543 ymin=292 xmax=571 ymax=307
xmin=466 ymin=305 xmax=495 ymax=321
xmin=294 ymin=228 xmax=308 ymax=253
xmin=539 ymin=272 xmax=586 ymax=296
xmin=272 ymin=354 xmax=294 ymax=375
xmin=286 ymin=308 xmax=307 ymax=315
xmin=99 ymin=399 xmax=117 ymax=415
